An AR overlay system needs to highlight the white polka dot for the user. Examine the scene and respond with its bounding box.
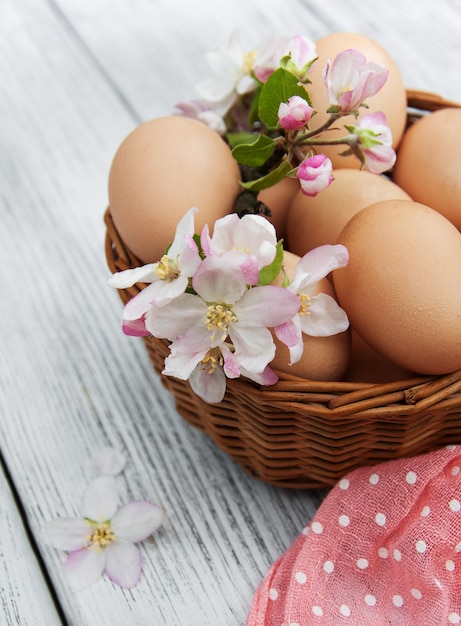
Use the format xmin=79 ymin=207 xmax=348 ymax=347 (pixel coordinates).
xmin=411 ymin=588 xmax=423 ymax=600
xmin=421 ymin=505 xmax=430 ymax=517
xmin=406 ymin=471 xmax=417 ymax=484
xmin=312 ymin=606 xmax=323 ymax=617
xmin=446 ymin=559 xmax=455 ymax=572
xmin=269 ymin=588 xmax=279 ymax=601
xmin=378 ymin=547 xmax=389 ymax=559
xmin=375 ymin=512 xmax=386 ymax=526
xmin=393 ymin=595 xmax=404 ymax=607
xmin=456 ymin=542 xmax=461 ymax=552
xmin=449 ymin=614 xmax=461 ymax=624
xmin=364 ymin=594 xmax=377 ymax=606
xmin=416 ymin=540 xmax=427 ymax=553
xmin=369 ymin=473 xmax=379 ymax=485
xmin=295 ymin=571 xmax=307 ymax=584
xmin=302 ymin=526 xmax=310 ymax=536
xmin=450 ymin=499 xmax=461 ymax=512
xmin=339 ymin=514 xmax=350 ymax=527
xmin=323 ymin=560 xmax=334 ymax=573
xmin=451 ymin=466 xmax=460 ymax=476
xmin=289 ymin=623 xmax=301 ymax=626
xmin=447 ymin=444 xmax=457 ymax=450
xmin=340 ymin=604 xmax=351 ymax=617
xmin=339 ymin=478 xmax=350 ymax=490
xmin=393 ymin=549 xmax=402 ymax=561
xmin=356 ymin=558 xmax=369 ymax=570
xmin=312 ymin=521 xmax=324 ymax=534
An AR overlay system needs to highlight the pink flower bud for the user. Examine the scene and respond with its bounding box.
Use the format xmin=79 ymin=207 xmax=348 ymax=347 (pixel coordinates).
xmin=278 ymin=96 xmax=314 ymax=130
xmin=323 ymin=49 xmax=388 ymax=113
xmin=350 ymin=111 xmax=396 ymax=174
xmin=296 ymin=154 xmax=334 ymax=196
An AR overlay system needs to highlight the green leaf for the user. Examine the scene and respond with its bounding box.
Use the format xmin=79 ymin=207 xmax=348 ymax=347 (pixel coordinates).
xmin=258 ymin=240 xmax=285 ymax=286
xmin=226 ymin=132 xmax=259 ymax=148
xmin=240 ymin=160 xmax=294 ymax=192
xmin=258 ymin=67 xmax=309 ymax=129
xmin=231 ymin=133 xmax=275 ymax=166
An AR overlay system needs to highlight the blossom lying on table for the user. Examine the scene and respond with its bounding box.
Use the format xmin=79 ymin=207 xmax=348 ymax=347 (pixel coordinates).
xmin=109 ymin=207 xmax=349 ymax=404
xmin=174 ymin=31 xmax=396 ymax=201
xmin=43 ymin=453 xmax=164 ymax=591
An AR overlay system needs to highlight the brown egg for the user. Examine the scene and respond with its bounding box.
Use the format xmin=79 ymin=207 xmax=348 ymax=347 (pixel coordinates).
xmin=257 ymin=176 xmax=300 ymax=242
xmin=393 ymin=107 xmax=461 ymax=229
xmin=334 ymin=199 xmax=461 ymax=374
xmin=108 ymin=115 xmax=242 ymax=263
xmin=344 ymin=330 xmax=414 ymax=383
xmin=286 ymin=168 xmax=411 ymax=255
xmin=270 ymin=250 xmax=351 ymax=380
xmin=305 ymin=32 xmax=407 ymax=169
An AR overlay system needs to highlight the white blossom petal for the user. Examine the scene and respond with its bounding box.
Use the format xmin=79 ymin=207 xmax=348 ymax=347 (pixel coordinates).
xmin=108 ymin=264 xmax=157 ymax=289
xmin=63 ymin=548 xmax=106 ymax=592
xmin=190 ymin=361 xmax=227 ymax=403
xmin=42 ymin=517 xmax=88 ymax=551
xmin=146 ymin=293 xmax=206 ymax=340
xmin=229 ymin=325 xmax=276 ymax=373
xmin=234 ymin=285 xmax=299 ymax=327
xmin=81 ymin=476 xmax=119 ymax=521
xmin=300 ymin=292 xmax=350 ymax=337
xmin=104 ymin=541 xmax=142 ymax=589
xmin=91 ymin=447 xmax=127 ymax=476
xmin=112 ymin=502 xmax=164 ymax=543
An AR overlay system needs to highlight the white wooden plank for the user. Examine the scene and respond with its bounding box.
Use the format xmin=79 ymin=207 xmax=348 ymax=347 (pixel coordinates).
xmin=1 ymin=0 xmax=461 ymax=624
xmin=0 ymin=468 xmax=63 ymax=626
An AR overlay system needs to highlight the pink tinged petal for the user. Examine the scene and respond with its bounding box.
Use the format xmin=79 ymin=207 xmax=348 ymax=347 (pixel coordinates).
xmin=287 ymin=338 xmax=304 ymax=365
xmin=112 ymin=501 xmax=164 ymax=542
xmin=228 ymin=325 xmax=276 ymax=372
xmin=289 ymin=35 xmax=317 ymax=69
xmin=167 ymin=206 xmax=198 ymax=258
xmin=42 ymin=518 xmax=89 ymax=551
xmin=189 ymin=362 xmax=227 ymax=403
xmin=300 ymin=292 xmax=350 ymax=337
xmin=145 ymin=293 xmax=206 ymax=340
xmin=162 ymin=325 xmax=211 ymax=379
xmin=221 ymin=345 xmax=241 ymax=379
xmin=123 ymin=282 xmax=162 ymax=320
xmin=122 ymin=316 xmax=149 ymax=337
xmin=296 ymin=154 xmax=333 ymax=197
xmin=363 ymin=145 xmax=396 ymax=174
xmin=233 ymin=285 xmax=300 ymax=327
xmin=243 ymin=364 xmax=279 ymax=386
xmin=294 ymin=244 xmax=349 ymax=290
xmin=200 ymin=223 xmax=212 ymax=257
xmin=104 ymin=541 xmax=142 ymax=589
xmin=178 ymin=243 xmax=201 ymax=277
xmin=278 ymin=96 xmax=313 ymax=130
xmin=108 ymin=264 xmax=157 ymax=289
xmin=63 ymin=548 xmax=106 ymax=592
xmin=192 ymin=255 xmax=247 ymax=303
xmin=209 ymin=213 xmax=241 ymax=254
xmin=274 ymin=317 xmax=302 ymax=348
xmin=81 ymin=476 xmax=119 ymax=521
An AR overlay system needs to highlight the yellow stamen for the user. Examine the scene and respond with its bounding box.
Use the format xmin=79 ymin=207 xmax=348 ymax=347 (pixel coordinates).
xmin=298 ymin=293 xmax=311 ymax=316
xmin=242 ymin=50 xmax=257 ymax=74
xmin=155 ymin=255 xmax=180 ymax=281
xmin=85 ymin=520 xmax=116 ymax=551
xmin=205 ymin=304 xmax=237 ymax=342
xmin=200 ymin=347 xmax=224 ymax=374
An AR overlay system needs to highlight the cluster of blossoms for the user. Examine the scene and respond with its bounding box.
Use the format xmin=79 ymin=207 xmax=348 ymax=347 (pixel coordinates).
xmin=43 ymin=448 xmax=164 ymax=591
xmin=175 ymin=32 xmax=396 ymax=197
xmin=109 ymin=207 xmax=349 ymax=404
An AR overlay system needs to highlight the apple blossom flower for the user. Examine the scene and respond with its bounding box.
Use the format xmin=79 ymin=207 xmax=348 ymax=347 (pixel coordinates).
xmin=201 ymin=213 xmax=278 ymax=285
xmin=346 ymin=111 xmax=396 ymax=173
xmin=279 ymin=34 xmax=318 ymax=82
xmin=278 ymin=95 xmax=314 ymax=130
xmin=43 ymin=475 xmax=164 ymax=591
xmin=252 ymin=35 xmax=292 ymax=83
xmin=274 ymin=245 xmax=350 ymax=364
xmin=323 ymin=48 xmax=388 ymax=114
xmin=174 ymin=99 xmax=226 ymax=135
xmin=194 ymin=31 xmax=261 ymax=116
xmin=108 ymin=206 xmax=201 ymax=336
xmin=147 ymin=254 xmax=300 ymax=381
xmin=296 ymin=153 xmax=334 ymax=196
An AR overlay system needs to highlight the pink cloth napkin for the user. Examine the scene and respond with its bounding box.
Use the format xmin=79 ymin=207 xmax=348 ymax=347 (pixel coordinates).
xmin=246 ymin=445 xmax=461 ymax=625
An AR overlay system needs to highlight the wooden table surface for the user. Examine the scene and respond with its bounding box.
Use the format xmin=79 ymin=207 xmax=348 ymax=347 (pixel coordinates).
xmin=1 ymin=1 xmax=461 ymax=624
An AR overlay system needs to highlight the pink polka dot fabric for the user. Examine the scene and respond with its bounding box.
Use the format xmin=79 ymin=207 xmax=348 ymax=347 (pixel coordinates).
xmin=246 ymin=445 xmax=461 ymax=625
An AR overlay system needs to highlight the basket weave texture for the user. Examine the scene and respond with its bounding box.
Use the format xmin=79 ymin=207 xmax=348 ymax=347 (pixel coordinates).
xmin=105 ymin=89 xmax=461 ymax=489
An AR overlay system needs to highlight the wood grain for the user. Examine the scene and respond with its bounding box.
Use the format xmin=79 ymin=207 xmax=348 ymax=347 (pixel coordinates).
xmin=1 ymin=0 xmax=460 ymax=624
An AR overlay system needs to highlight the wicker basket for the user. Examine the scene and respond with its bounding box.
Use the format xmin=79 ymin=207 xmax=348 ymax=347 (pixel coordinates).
xmin=105 ymin=89 xmax=461 ymax=489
